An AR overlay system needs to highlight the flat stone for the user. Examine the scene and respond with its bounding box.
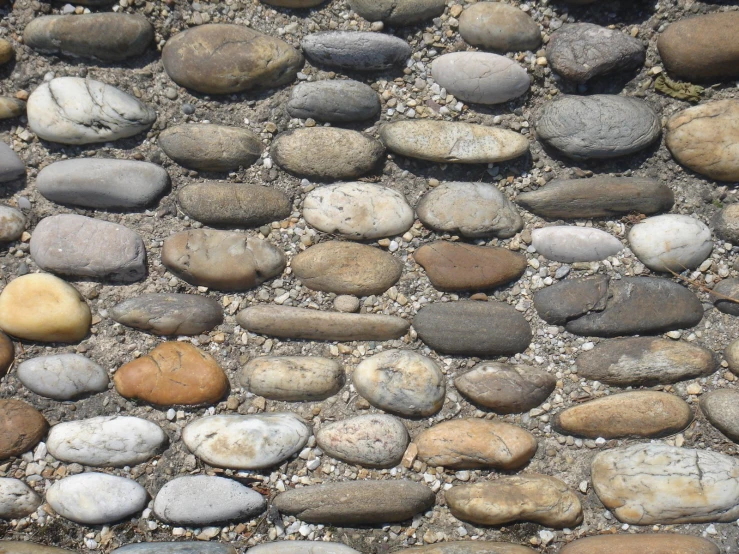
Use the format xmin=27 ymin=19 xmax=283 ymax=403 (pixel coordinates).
xmin=415 ymin=419 xmax=536 ymax=470
xmin=303 ymin=182 xmax=413 ymax=240
xmin=0 ymin=333 xmax=12 ymax=379
xmin=0 ymin=97 xmax=25 ymax=120
xmin=239 ymin=356 xmax=344 ymax=401
xmin=532 ymin=226 xmax=622 ymax=263
xmin=592 ymin=443 xmax=739 ymax=524
xmin=162 ymin=230 xmax=286 ymax=291
xmin=516 ymin=177 xmax=674 ymax=219
xmin=701 ymin=389 xmax=739 ymax=442
xmin=159 ymin=124 xmax=263 ymax=172
xmin=36 ymin=159 xmax=170 ymax=209
xmin=292 ymin=242 xmax=402 ymax=296
xmin=301 ymin=32 xmax=411 ymax=71
xmin=113 ymin=545 xmax=235 ymax=554
xmin=347 ymin=0 xmax=445 ymax=25
xmin=153 ymin=475 xmax=266 ymax=525
xmin=27 ymin=77 xmax=156 ymax=145
xmin=446 ymin=475 xmax=583 ymax=528
xmin=459 ymin=3 xmax=541 ymax=53
xmin=727 ymin=338 xmax=739 ymax=375
xmin=665 ymin=99 xmax=739 ymax=182
xmin=182 ymin=413 xmax=309 ymax=469
xmin=454 ymin=362 xmax=555 ymax=414
xmin=536 ymin=95 xmax=660 ymax=159
xmin=712 ymin=278 xmax=739 ymax=316
xmin=381 ymin=121 xmax=529 ymax=164
xmin=114 ymin=342 xmax=228 ymax=406
xmin=271 ymin=127 xmax=384 ymax=181
xmin=0 ymin=273 xmax=91 ymax=343
xmin=273 ymin=480 xmax=434 ymax=524
xmin=0 ymin=545 xmax=74 ymax=554
xmin=401 ymin=543 xmax=537 ymax=554
xmin=533 ymin=276 xmax=703 ymax=337
xmin=261 ymin=0 xmax=325 ymax=6
xmin=657 ymin=12 xmax=739 ymax=81
xmin=31 ymin=214 xmax=146 ymax=282
xmin=46 ymin=473 xmax=147 ymax=525
xmin=414 ymin=301 xmax=532 ymax=356
xmin=17 ymin=353 xmax=109 ymax=400
xmin=354 ymin=350 xmax=445 ymax=417
xmin=316 ymin=414 xmax=408 ymax=468
xmin=0 ymin=206 xmax=24 ymax=243
xmin=0 ymin=479 xmax=41 ymax=519
xmin=431 ymin=52 xmax=530 ymax=105
xmin=628 ymin=214 xmax=712 ymax=272
xmin=0 ymin=143 xmax=24 ymax=182
xmin=559 ymin=535 xmax=720 ymax=554
xmin=249 ymin=543 xmax=360 ymax=554
xmin=110 ymin=293 xmax=223 ymax=336
xmin=236 ymin=306 xmax=409 ymax=341
xmin=23 ymin=13 xmax=153 ymax=61
xmin=713 ymin=204 xmax=739 ymax=244
xmin=162 ymin=24 xmax=303 ymax=94
xmin=576 ymin=337 xmax=716 ymax=386
xmin=287 ymin=80 xmax=380 ymax=123
xmin=47 ymin=415 xmax=166 ymax=467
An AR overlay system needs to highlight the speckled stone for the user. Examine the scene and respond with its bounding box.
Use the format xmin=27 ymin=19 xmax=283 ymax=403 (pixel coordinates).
xmin=559 ymin=535 xmax=719 ymax=554
xmin=287 ymin=80 xmax=380 ymax=123
xmin=316 ymin=414 xmax=408 ymax=468
xmin=239 ymin=356 xmax=344 ymax=402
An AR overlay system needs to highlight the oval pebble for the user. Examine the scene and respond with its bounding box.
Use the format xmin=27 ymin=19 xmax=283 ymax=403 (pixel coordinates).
xmin=0 ymin=143 xmax=25 ymax=182
xmin=17 ymin=354 xmax=109 ymax=400
xmin=110 ymin=293 xmax=223 ymax=336
xmin=301 ymin=32 xmax=411 ymax=71
xmin=0 ymin=478 xmax=41 ymax=519
xmin=560 ymin=534 xmax=720 ymax=554
xmin=347 ymin=0 xmax=445 ymax=26
xmin=159 ymin=124 xmax=263 ymax=172
xmin=0 ymin=400 xmax=47 ymax=460
xmin=248 ymin=544 xmax=360 ymax=554
xmin=113 ymin=545 xmax=235 ymax=554
xmin=0 ymin=206 xmax=24 ymax=243
xmin=240 ymin=356 xmax=344 ymax=402
xmin=287 ymin=80 xmax=380 ymax=123
xmin=532 ymin=226 xmax=623 ymax=263
xmin=700 ymin=389 xmax=739 ymax=443
xmin=628 ymin=214 xmax=712 ymax=272
xmin=316 ymin=414 xmax=408 ymax=468
xmin=459 ymin=2 xmax=541 ymax=53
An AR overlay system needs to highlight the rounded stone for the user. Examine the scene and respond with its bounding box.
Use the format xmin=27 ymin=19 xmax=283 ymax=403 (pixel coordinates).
xmin=0 ymin=97 xmax=25 ymax=120
xmin=347 ymin=0 xmax=445 ymax=25
xmin=301 ymin=32 xmax=411 ymax=71
xmin=249 ymin=544 xmax=360 ymax=554
xmin=17 ymin=354 xmax=109 ymax=400
xmin=0 ymin=400 xmax=47 ymax=460
xmin=112 ymin=545 xmax=235 ymax=554
xmin=628 ymin=214 xmax=713 ymax=272
xmin=261 ymin=0 xmax=325 ymax=6
xmin=459 ymin=3 xmax=541 ymax=53
xmin=559 ymin=534 xmax=720 ymax=554
xmin=334 ymin=295 xmax=360 ymax=313
xmin=532 ymin=226 xmax=623 ymax=263
xmin=316 ymin=414 xmax=409 ymax=468
xmin=287 ymin=80 xmax=380 ymax=123
xmin=401 ymin=543 xmax=537 ymax=554
xmin=727 ymin=338 xmax=739 ymax=375
xmin=0 ymin=143 xmax=24 ymax=183
xmin=0 ymin=332 xmax=13 ymax=379
xmin=0 ymin=479 xmax=41 ymax=519
xmin=713 ymin=204 xmax=739 ymax=244
xmin=0 ymin=206 xmax=24 ymax=243
xmin=159 ymin=124 xmax=263 ymax=172
xmin=110 ymin=294 xmax=223 ymax=336
xmin=701 ymin=389 xmax=739 ymax=443
xmin=0 ymin=39 xmax=13 ymax=65
xmin=712 ymin=279 xmax=739 ymax=316
xmin=239 ymin=356 xmax=344 ymax=401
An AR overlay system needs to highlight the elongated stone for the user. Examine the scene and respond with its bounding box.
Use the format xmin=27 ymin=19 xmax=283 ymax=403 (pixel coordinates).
xmin=239 ymin=356 xmax=344 ymax=401
xmin=0 ymin=479 xmax=41 ymax=519
xmin=287 ymin=80 xmax=380 ymax=123
xmin=0 ymin=143 xmax=24 ymax=182
xmin=17 ymin=354 xmax=109 ymax=400
xmin=110 ymin=294 xmax=223 ymax=336
xmin=0 ymin=98 xmax=25 ymax=120
xmin=559 ymin=535 xmax=720 ymax=554
xmin=347 ymin=0 xmax=445 ymax=26
xmin=532 ymin=226 xmax=622 ymax=263
xmin=459 ymin=3 xmax=541 ymax=53
xmin=0 ymin=545 xmax=75 ymax=554
xmin=113 ymin=545 xmax=235 ymax=554
xmin=159 ymin=124 xmax=263 ymax=172
xmin=301 ymin=32 xmax=411 ymax=72
xmin=249 ymin=544 xmax=359 ymax=554
xmin=401 ymin=543 xmax=537 ymax=554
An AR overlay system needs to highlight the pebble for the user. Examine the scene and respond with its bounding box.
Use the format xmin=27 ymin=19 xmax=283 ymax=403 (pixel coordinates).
xmin=113 ymin=545 xmax=235 ymax=554
xmin=402 ymin=544 xmax=537 ymax=554
xmin=0 ymin=400 xmax=47 ymax=460
xmin=560 ymin=535 xmax=720 ymax=554
xmin=727 ymin=338 xmax=739 ymax=375
xmin=700 ymin=389 xmax=739 ymax=442
xmin=110 ymin=293 xmax=223 ymax=336
xmin=301 ymin=32 xmax=411 ymax=71
xmin=333 ymin=295 xmax=360 ymax=313
xmin=712 ymin=204 xmax=739 ymax=244
xmin=0 ymin=545 xmax=75 ymax=554
xmin=27 ymin=77 xmax=156 ymax=145
xmin=0 ymin=333 xmax=13 ymax=379
xmin=0 ymin=206 xmax=24 ymax=243
xmin=0 ymin=479 xmax=41 ymax=519
xmin=347 ymin=0 xmax=444 ymax=25
xmin=239 ymin=356 xmax=344 ymax=401
xmin=182 ymin=413 xmax=309 ymax=469
xmin=17 ymin=354 xmax=109 ymax=400
xmin=248 ymin=544 xmax=360 ymax=554
xmin=261 ymin=0 xmax=324 ymax=5
xmin=0 ymin=143 xmax=25 ymax=182
xmin=287 ymin=80 xmax=380 ymax=123
xmin=316 ymin=414 xmax=408 ymax=468
xmin=0 ymin=39 xmax=12 ymax=65
xmin=532 ymin=226 xmax=622 ymax=263
xmin=628 ymin=214 xmax=712 ymax=272
xmin=159 ymin=124 xmax=263 ymax=172
xmin=712 ymin=278 xmax=739 ymax=316
xmin=459 ymin=2 xmax=541 ymax=53
xmin=0 ymin=97 xmax=25 ymax=120
xmin=353 ymin=350 xmax=445 ymax=417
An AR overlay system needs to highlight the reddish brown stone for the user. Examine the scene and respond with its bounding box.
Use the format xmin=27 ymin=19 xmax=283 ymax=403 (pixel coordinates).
xmin=0 ymin=400 xmax=48 ymax=460
xmin=0 ymin=331 xmax=13 ymax=378
xmin=560 ymin=534 xmax=719 ymax=554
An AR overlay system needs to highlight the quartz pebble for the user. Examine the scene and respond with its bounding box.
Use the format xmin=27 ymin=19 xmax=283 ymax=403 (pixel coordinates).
xmin=628 ymin=214 xmax=712 ymax=272
xmin=532 ymin=226 xmax=622 ymax=263
xmin=17 ymin=354 xmax=108 ymax=400
xmin=239 ymin=356 xmax=344 ymax=402
xmin=0 ymin=479 xmax=41 ymax=519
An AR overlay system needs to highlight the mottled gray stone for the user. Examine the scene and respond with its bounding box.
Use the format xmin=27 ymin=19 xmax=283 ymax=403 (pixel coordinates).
xmin=628 ymin=215 xmax=713 ymax=272
xmin=713 ymin=204 xmax=739 ymax=245
xmin=713 ymin=279 xmax=739 ymax=316
xmin=532 ymin=226 xmax=623 ymax=263
xmin=159 ymin=124 xmax=263 ymax=172
xmin=0 ymin=479 xmax=41 ymax=519
xmin=110 ymin=293 xmax=223 ymax=336
xmin=347 ymin=0 xmax=445 ymax=25
xmin=113 ymin=544 xmax=235 ymax=554
xmin=287 ymin=80 xmax=380 ymax=122
xmin=0 ymin=143 xmax=24 ymax=182
xmin=248 ymin=544 xmax=360 ymax=554
xmin=0 ymin=206 xmax=24 ymax=243
xmin=316 ymin=414 xmax=408 ymax=468
xmin=301 ymin=32 xmax=411 ymax=71
xmin=459 ymin=3 xmax=541 ymax=52
xmin=701 ymin=389 xmax=739 ymax=442
xmin=17 ymin=354 xmax=109 ymax=400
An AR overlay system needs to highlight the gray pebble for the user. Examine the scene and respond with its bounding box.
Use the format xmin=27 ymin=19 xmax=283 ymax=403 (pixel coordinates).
xmin=17 ymin=354 xmax=109 ymax=400
xmin=287 ymin=80 xmax=380 ymax=122
xmin=301 ymin=32 xmax=411 ymax=71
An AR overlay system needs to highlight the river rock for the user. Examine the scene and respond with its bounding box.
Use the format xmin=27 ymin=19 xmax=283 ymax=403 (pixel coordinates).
xmin=414 ymin=301 xmax=532 ymax=356
xmin=0 ymin=97 xmax=25 ymax=120
xmin=591 ymin=443 xmax=739 ymax=524
xmin=0 ymin=143 xmax=24 ymax=182
xmin=159 ymin=124 xmax=263 ymax=172
xmin=110 ymin=294 xmax=223 ymax=336
xmin=301 ymin=32 xmax=411 ymax=71
xmin=576 ymin=337 xmax=716 ymax=386
xmin=36 ymin=159 xmax=169 ymax=209
xmin=0 ymin=479 xmax=40 ymax=518
xmin=23 ymin=13 xmax=153 ymax=61
xmin=273 ymin=480 xmax=434 ymax=524
xmin=236 ymin=306 xmax=409 ymax=341
xmin=0 ymin=545 xmax=75 ymax=554
xmin=532 ymin=226 xmax=622 ymax=263
xmin=31 ymin=214 xmax=146 ymax=282
xmin=292 ymin=242 xmax=401 ymax=296
xmin=113 ymin=545 xmax=235 ymax=554
xmin=262 ymin=0 xmax=325 ymax=5
xmin=162 ymin=24 xmax=303 ymax=94
xmin=114 ymin=342 xmax=228 ymax=406
xmin=0 ymin=333 xmax=12 ymax=379
xmin=536 ymin=95 xmax=660 ymax=159
xmin=431 ymin=53 xmax=530 ymax=105
xmin=162 ymin=230 xmax=286 ymax=291
xmin=415 ymin=419 xmax=536 ymax=470
xmin=628 ymin=214 xmax=712 ymax=272
xmin=347 ymin=0 xmax=444 ymax=25
xmin=287 ymin=80 xmax=380 ymax=122
xmin=700 ymin=389 xmax=739 ymax=442
xmin=713 ymin=204 xmax=739 ymax=244
xmin=0 ymin=400 xmax=47 ymax=460
xmin=183 ymin=413 xmax=310 ymax=469
xmin=272 ymin=128 xmax=384 ymax=181
xmin=728 ymin=339 xmax=739 ymax=375
xmin=17 ymin=354 xmax=109 ymax=400
xmin=0 ymin=206 xmax=24 ymax=243
xmin=303 ymin=183 xmax=413 ymax=240
xmin=46 ymin=473 xmax=147 ymax=524
xmin=354 ymin=350 xmax=445 ymax=417
xmin=27 ymin=77 xmax=156 ymax=144
xmin=0 ymin=273 xmax=91 ymax=343
xmin=381 ymin=121 xmax=529 ymax=164
xmin=665 ymin=99 xmax=739 ymax=181
xmin=533 ymin=276 xmax=703 ymax=336
xmin=454 ymin=362 xmax=555 ymax=414
xmin=240 ymin=356 xmax=344 ymax=401
xmin=153 ymin=475 xmax=266 ymax=525
xmin=0 ymin=39 xmax=12 ymax=65
xmin=657 ymin=12 xmax=739 ymax=81
xmin=712 ymin=279 xmax=739 ymax=316
xmin=516 ymin=177 xmax=674 ymax=219
xmin=560 ymin=535 xmax=720 ymax=554
xmin=401 ymin=543 xmax=537 ymax=554
xmin=446 ymin=475 xmax=583 ymax=528
xmin=249 ymin=544 xmax=360 ymax=554
xmin=459 ymin=3 xmax=541 ymax=53
xmin=316 ymin=414 xmax=408 ymax=468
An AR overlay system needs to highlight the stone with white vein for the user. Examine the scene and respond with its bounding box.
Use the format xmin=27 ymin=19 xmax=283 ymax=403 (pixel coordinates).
xmin=628 ymin=214 xmax=713 ymax=272
xmin=0 ymin=478 xmax=41 ymax=518
xmin=17 ymin=354 xmax=109 ymax=400
xmin=532 ymin=226 xmax=623 ymax=263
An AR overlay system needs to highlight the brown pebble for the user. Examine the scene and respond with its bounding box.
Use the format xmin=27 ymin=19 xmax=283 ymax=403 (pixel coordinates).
xmin=0 ymin=399 xmax=48 ymax=460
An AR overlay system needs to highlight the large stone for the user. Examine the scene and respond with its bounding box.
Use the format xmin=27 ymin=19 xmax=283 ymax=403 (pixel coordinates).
xmin=287 ymin=80 xmax=380 ymax=123
xmin=446 ymin=475 xmax=583 ymax=528
xmin=459 ymin=3 xmax=541 ymax=53
xmin=400 ymin=543 xmax=537 ymax=554
xmin=413 ymin=301 xmax=532 ymax=356
xmin=239 ymin=356 xmax=344 ymax=401
xmin=17 ymin=354 xmax=109 ymax=400
xmin=0 ymin=400 xmax=47 ymax=460
xmin=159 ymin=124 xmax=263 ymax=172
xmin=0 ymin=143 xmax=24 ymax=182
xmin=31 ymin=214 xmax=146 ymax=282
xmin=114 ymin=342 xmax=228 ymax=406
xmin=532 ymin=226 xmax=622 ymax=263
xmin=110 ymin=294 xmax=223 ymax=336
xmin=381 ymin=121 xmax=528 ymax=164
xmin=292 ymin=242 xmax=401 ymax=296
xmin=353 ymin=350 xmax=445 ymax=417
xmin=713 ymin=204 xmax=739 ymax=244
xmin=273 ymin=480 xmax=434 ymax=524
xmin=183 ymin=413 xmax=310 ymax=469
xmin=0 ymin=479 xmax=41 ymax=519
xmin=536 ymin=95 xmax=660 ymax=160
xmin=559 ymin=535 xmax=720 ymax=554
xmin=249 ymin=544 xmax=359 ymax=554
xmin=576 ymin=337 xmax=716 ymax=386
xmin=0 ymin=206 xmax=25 ymax=243
xmin=113 ymin=545 xmax=235 ymax=554
xmin=27 ymin=77 xmax=156 ymax=145
xmin=0 ymin=545 xmax=74 ymax=554
xmin=0 ymin=333 xmax=12 ymax=379
xmin=301 ymin=32 xmax=411 ymax=71
xmin=162 ymin=24 xmax=303 ymax=94
xmin=628 ymin=214 xmax=713 ymax=272
xmin=36 ymin=159 xmax=169 ymax=209
xmin=23 ymin=13 xmax=153 ymax=61
xmin=592 ymin=443 xmax=739 ymax=524
xmin=162 ymin=230 xmax=285 ymax=291
xmin=701 ymin=389 xmax=739 ymax=442
xmin=347 ymin=0 xmax=445 ymax=25
xmin=712 ymin=278 xmax=739 ymax=316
